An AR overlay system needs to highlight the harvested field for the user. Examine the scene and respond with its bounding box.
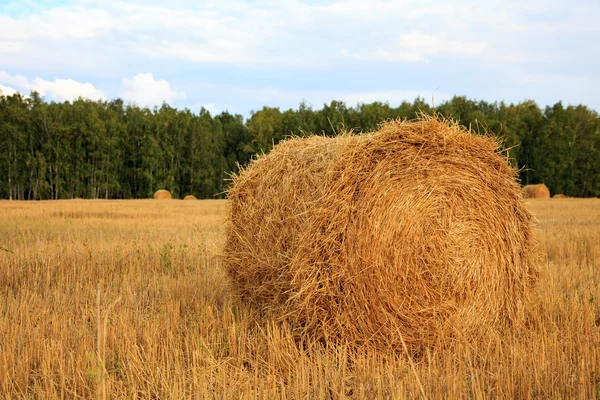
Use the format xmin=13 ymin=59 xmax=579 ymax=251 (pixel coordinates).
xmin=0 ymin=198 xmax=598 ymax=398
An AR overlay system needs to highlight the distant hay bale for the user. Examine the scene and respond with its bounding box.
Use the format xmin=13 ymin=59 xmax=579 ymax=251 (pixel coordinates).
xmin=553 ymin=194 xmax=566 ymax=199
xmin=523 ymin=184 xmax=551 ymax=199
xmin=153 ymin=190 xmax=172 ymax=200
xmin=183 ymin=195 xmax=197 ymax=201
xmin=223 ymin=115 xmax=540 ymax=351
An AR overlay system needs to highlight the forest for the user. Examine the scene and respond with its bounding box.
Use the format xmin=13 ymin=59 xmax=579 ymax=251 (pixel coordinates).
xmin=1 ymin=91 xmax=599 ymax=200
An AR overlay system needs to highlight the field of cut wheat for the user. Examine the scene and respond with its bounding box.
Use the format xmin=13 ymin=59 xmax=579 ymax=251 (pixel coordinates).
xmin=0 ymin=198 xmax=598 ymax=399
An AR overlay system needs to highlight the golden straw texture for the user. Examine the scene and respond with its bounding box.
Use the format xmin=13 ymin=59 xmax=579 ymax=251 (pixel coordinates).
xmin=224 ymin=115 xmax=540 ymax=351
xmin=523 ymin=184 xmax=551 ymax=199
xmin=153 ymin=190 xmax=172 ymax=200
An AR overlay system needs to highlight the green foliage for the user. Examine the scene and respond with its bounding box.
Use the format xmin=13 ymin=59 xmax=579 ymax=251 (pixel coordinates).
xmin=0 ymin=93 xmax=598 ymax=198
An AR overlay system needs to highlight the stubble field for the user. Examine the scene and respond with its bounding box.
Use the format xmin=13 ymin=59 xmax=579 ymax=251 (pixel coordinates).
xmin=0 ymin=198 xmax=599 ymax=399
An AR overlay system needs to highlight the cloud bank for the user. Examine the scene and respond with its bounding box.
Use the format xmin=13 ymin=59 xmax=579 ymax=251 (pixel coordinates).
xmin=0 ymin=0 xmax=598 ymax=112
xmin=0 ymin=70 xmax=106 ymax=101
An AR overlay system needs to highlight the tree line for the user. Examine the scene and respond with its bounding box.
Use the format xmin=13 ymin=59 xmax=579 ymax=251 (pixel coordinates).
xmin=1 ymin=92 xmax=599 ymax=200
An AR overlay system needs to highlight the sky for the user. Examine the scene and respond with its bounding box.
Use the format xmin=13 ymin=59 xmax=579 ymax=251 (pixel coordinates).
xmin=1 ymin=0 xmax=599 ymax=116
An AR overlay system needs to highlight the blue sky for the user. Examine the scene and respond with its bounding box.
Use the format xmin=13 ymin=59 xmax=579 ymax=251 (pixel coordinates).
xmin=1 ymin=0 xmax=599 ymax=116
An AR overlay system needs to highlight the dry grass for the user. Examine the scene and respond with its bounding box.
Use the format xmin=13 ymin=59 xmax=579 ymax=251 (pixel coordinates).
xmin=224 ymin=117 xmax=539 ymax=351
xmin=0 ymin=198 xmax=599 ymax=398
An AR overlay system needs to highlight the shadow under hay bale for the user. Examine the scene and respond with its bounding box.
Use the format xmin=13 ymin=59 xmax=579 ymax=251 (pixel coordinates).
xmin=153 ymin=190 xmax=172 ymax=200
xmin=183 ymin=195 xmax=197 ymax=200
xmin=223 ymin=115 xmax=540 ymax=351
xmin=523 ymin=184 xmax=551 ymax=199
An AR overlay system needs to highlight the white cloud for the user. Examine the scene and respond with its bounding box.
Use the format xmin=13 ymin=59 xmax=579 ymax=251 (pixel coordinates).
xmin=186 ymin=102 xmax=221 ymax=115
xmin=340 ymin=48 xmax=424 ymax=63
xmin=399 ymin=31 xmax=486 ymax=57
xmin=0 ymin=84 xmax=19 ymax=97
xmin=200 ymin=103 xmax=220 ymax=116
xmin=0 ymin=70 xmax=29 ymax=87
xmin=0 ymin=8 xmax=113 ymax=41
xmin=120 ymin=73 xmax=186 ymax=108
xmin=343 ymin=31 xmax=486 ymax=63
xmin=29 ymin=77 xmax=106 ymax=101
xmin=0 ymin=70 xmax=106 ymax=101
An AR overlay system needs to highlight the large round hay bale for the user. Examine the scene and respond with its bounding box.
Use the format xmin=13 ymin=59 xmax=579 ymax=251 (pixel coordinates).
xmin=553 ymin=193 xmax=566 ymax=199
xmin=153 ymin=190 xmax=172 ymax=200
xmin=183 ymin=195 xmax=197 ymax=200
xmin=224 ymin=116 xmax=540 ymax=350
xmin=523 ymin=184 xmax=550 ymax=199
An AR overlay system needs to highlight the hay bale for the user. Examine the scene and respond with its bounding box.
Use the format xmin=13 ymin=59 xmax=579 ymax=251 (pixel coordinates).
xmin=224 ymin=115 xmax=540 ymax=350
xmin=183 ymin=195 xmax=197 ymax=200
xmin=153 ymin=190 xmax=172 ymax=200
xmin=553 ymin=194 xmax=566 ymax=199
xmin=523 ymin=184 xmax=550 ymax=199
